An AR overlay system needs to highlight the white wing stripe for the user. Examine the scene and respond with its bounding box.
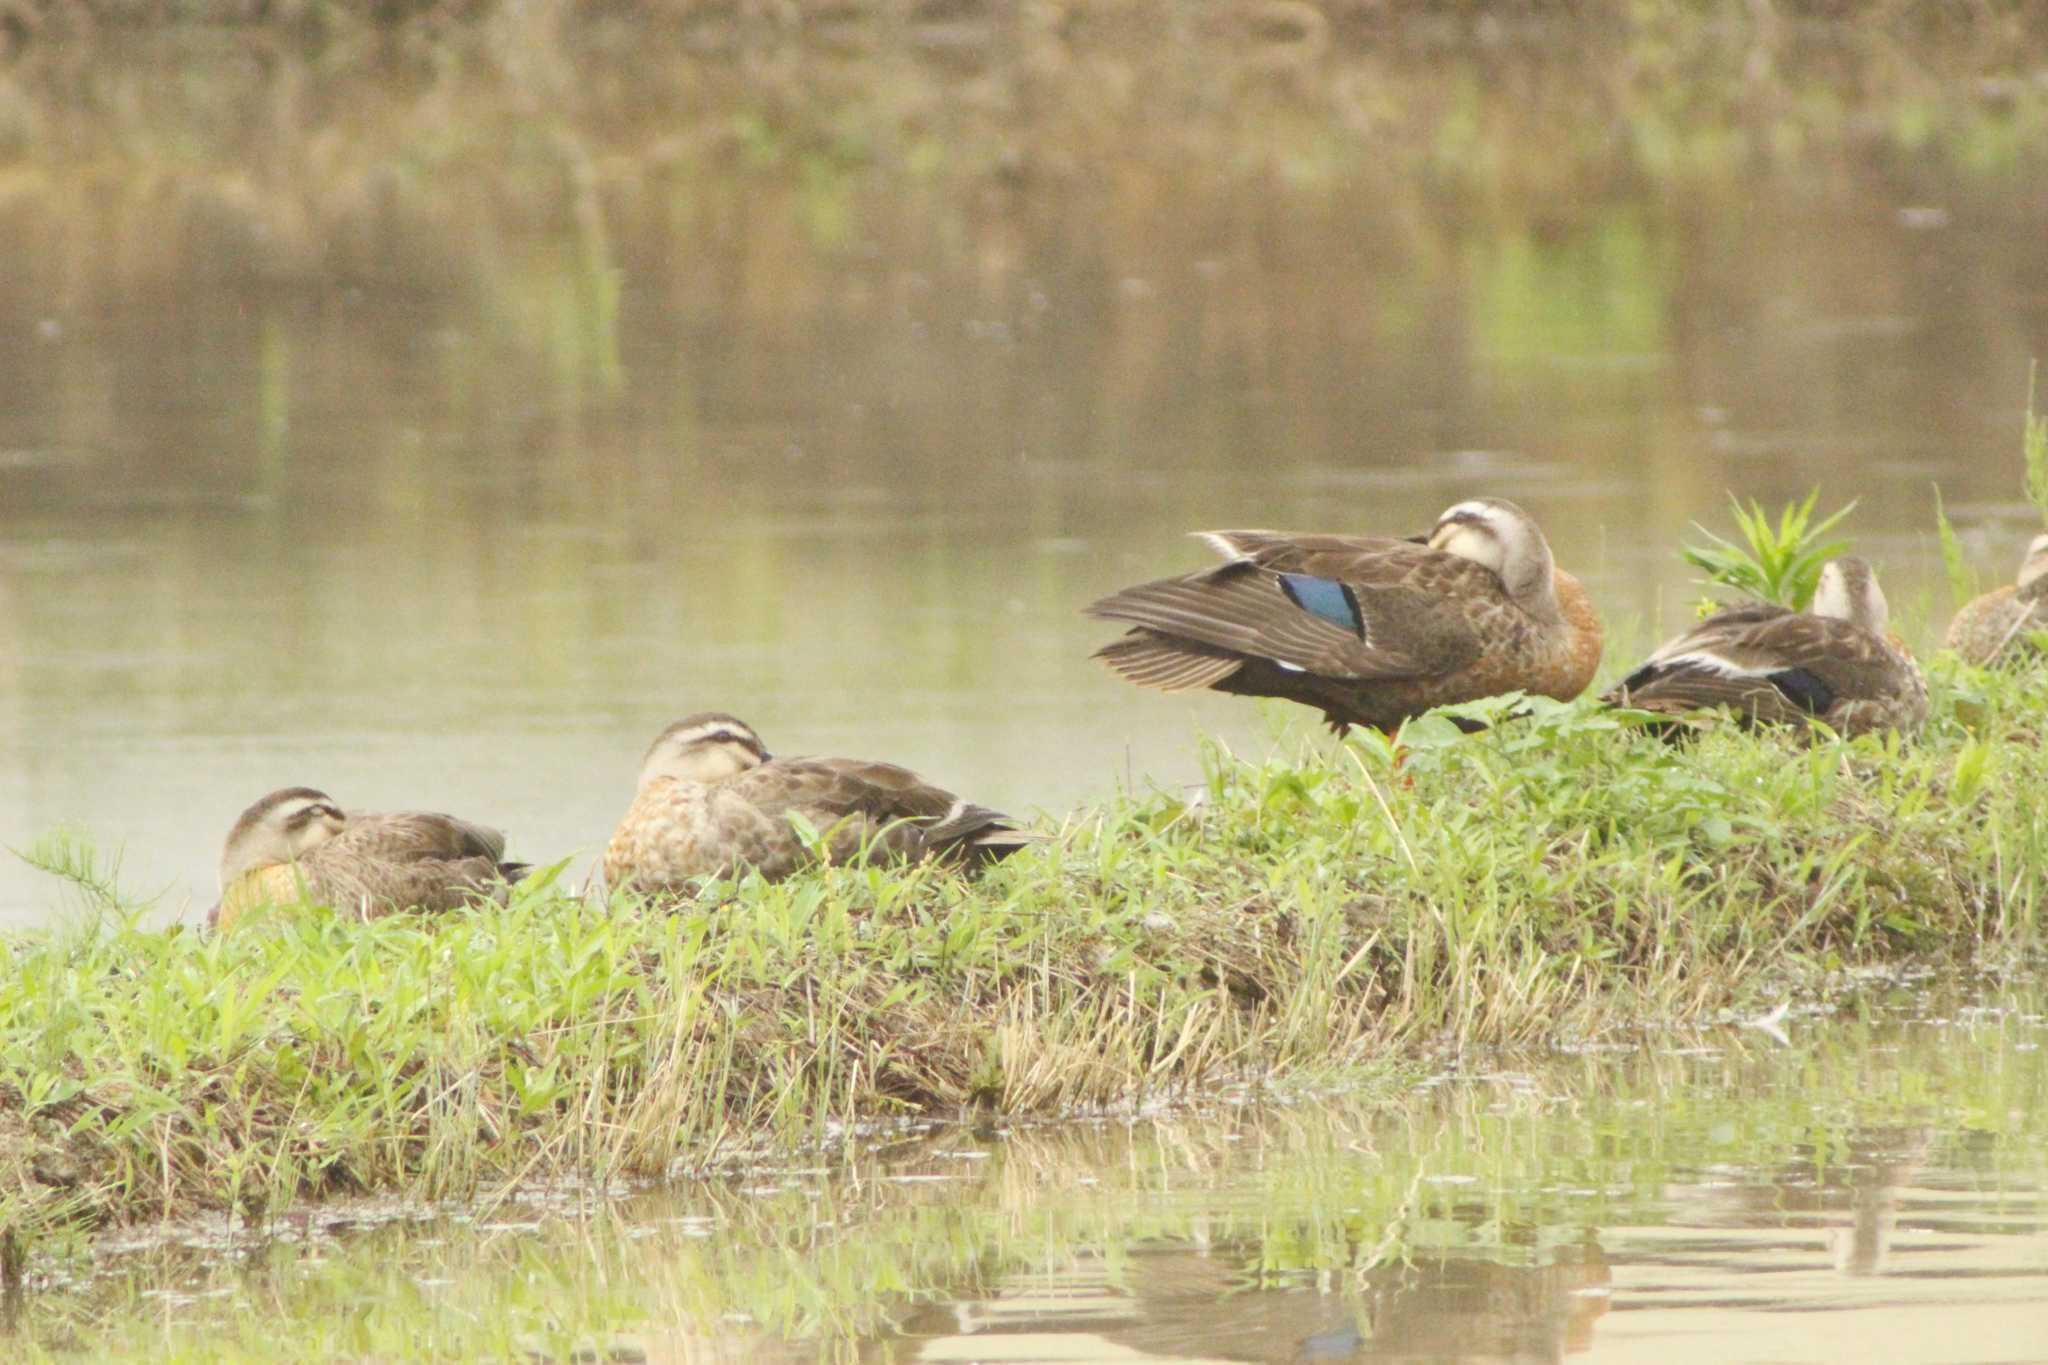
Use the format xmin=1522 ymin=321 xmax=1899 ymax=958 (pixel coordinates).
xmin=1655 ymin=650 xmax=1775 ymax=678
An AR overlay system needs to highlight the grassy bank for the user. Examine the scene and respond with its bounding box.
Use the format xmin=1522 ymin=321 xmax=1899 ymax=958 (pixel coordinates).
xmin=3 ymin=653 xmax=2045 ymax=1267
xmin=16 ymin=973 xmax=2046 ymax=1360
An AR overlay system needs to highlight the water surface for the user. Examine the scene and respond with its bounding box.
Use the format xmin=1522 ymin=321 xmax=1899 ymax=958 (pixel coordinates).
xmin=2 ymin=16 xmax=2047 ymax=922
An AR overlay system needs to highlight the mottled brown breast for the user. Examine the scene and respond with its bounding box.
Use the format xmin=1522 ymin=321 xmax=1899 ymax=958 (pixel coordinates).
xmin=603 ymin=781 xmax=722 ymax=895
xmin=1443 ymin=568 xmax=1603 ymax=704
xmin=1945 ymin=585 xmax=2047 ymax=667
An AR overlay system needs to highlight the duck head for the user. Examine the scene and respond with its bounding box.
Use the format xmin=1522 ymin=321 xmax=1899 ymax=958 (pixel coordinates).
xmin=638 ymin=713 xmax=772 ymax=791
xmin=2017 ymin=533 xmax=2048 ymax=600
xmin=1812 ymin=557 xmax=1889 ymax=633
xmin=1427 ymin=498 xmax=1562 ymax=621
xmin=219 ymin=787 xmax=347 ymax=887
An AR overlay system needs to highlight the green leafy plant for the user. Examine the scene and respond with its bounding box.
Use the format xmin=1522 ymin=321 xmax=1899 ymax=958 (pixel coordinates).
xmin=12 ymin=831 xmax=135 ymax=920
xmin=1680 ymin=490 xmax=1856 ymax=610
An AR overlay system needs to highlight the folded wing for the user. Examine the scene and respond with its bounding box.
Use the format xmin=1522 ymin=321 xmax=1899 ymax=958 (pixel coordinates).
xmin=1086 ymin=534 xmax=1487 ymax=686
xmin=741 ymin=759 xmax=1037 ymax=869
xmin=1607 ymin=609 xmax=1911 ymax=730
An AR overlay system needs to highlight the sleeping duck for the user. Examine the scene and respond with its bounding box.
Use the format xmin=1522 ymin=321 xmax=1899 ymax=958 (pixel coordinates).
xmin=1604 ymin=557 xmax=1927 ymax=738
xmin=211 ymin=787 xmax=526 ymax=931
xmin=602 ymin=713 xmax=1038 ymax=896
xmin=1084 ymin=497 xmax=1605 ymax=734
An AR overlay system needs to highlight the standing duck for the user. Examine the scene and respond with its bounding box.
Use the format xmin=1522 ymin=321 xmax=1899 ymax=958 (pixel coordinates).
xmin=602 ymin=713 xmax=1037 ymax=896
xmin=1083 ymin=498 xmax=1605 ymax=733
xmin=210 ymin=787 xmax=526 ymax=931
xmin=1603 ymin=557 xmax=1927 ymax=737
xmin=1944 ymin=533 xmax=2048 ymax=666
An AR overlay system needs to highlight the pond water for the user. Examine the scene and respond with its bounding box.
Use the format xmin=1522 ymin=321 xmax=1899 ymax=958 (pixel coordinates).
xmin=1 ymin=14 xmax=2046 ymax=925
xmin=14 ymin=972 xmax=2044 ymax=1360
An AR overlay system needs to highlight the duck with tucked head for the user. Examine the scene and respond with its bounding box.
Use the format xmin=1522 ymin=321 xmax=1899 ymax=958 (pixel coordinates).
xmin=1944 ymin=533 xmax=2048 ymax=667
xmin=1603 ymin=557 xmax=1927 ymax=737
xmin=210 ymin=787 xmax=526 ymax=931
xmin=602 ymin=713 xmax=1039 ymax=897
xmin=1083 ymin=497 xmax=1605 ymax=733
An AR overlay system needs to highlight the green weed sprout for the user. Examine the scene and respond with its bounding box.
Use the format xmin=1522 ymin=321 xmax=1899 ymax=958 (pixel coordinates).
xmin=1681 ymin=489 xmax=1855 ymax=611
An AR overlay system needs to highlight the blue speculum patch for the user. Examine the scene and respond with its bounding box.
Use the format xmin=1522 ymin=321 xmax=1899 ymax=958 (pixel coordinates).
xmin=1278 ymin=573 xmax=1364 ymax=637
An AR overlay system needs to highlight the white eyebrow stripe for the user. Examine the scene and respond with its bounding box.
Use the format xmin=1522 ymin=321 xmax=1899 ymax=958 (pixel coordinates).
xmin=671 ymin=725 xmax=748 ymax=747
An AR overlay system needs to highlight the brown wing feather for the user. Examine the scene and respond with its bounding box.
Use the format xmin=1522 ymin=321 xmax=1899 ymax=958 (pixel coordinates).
xmin=731 ymin=759 xmax=1031 ymax=870
xmin=1088 ymin=528 xmax=1602 ymax=732
xmin=1094 ymin=634 xmax=1246 ymax=691
xmin=342 ymin=811 xmax=508 ymax=863
xmin=1608 ymin=607 xmax=1922 ymax=734
xmin=1606 ymin=667 xmax=1821 ymax=727
xmin=293 ymin=812 xmax=515 ymax=918
xmin=1642 ymin=600 xmax=1793 ymax=663
xmin=1199 ymin=533 xmax=1506 ymax=676
xmin=1084 ymin=564 xmax=1390 ymax=678
xmin=1086 ymin=548 xmax=1487 ymax=682
xmin=1198 ymin=529 xmax=1419 ymax=567
xmin=1691 ymin=615 xmax=1902 ymax=696
xmin=305 ymin=853 xmax=514 ymax=917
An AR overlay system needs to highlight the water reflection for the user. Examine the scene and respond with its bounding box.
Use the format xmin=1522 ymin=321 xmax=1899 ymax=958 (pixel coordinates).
xmin=1670 ymin=1123 xmax=1937 ymax=1279
xmin=2 ymin=15 xmax=2048 ymax=922
xmin=904 ymin=1243 xmax=1612 ymax=1362
xmin=11 ymin=977 xmax=2044 ymax=1362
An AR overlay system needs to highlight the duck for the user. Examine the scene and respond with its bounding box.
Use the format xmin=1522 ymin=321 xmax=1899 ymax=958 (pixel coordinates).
xmin=210 ymin=787 xmax=526 ymax=931
xmin=1083 ymin=497 xmax=1605 ymax=733
xmin=1602 ymin=557 xmax=1927 ymax=737
xmin=1944 ymin=533 xmax=2048 ymax=666
xmin=602 ymin=713 xmax=1039 ymax=896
